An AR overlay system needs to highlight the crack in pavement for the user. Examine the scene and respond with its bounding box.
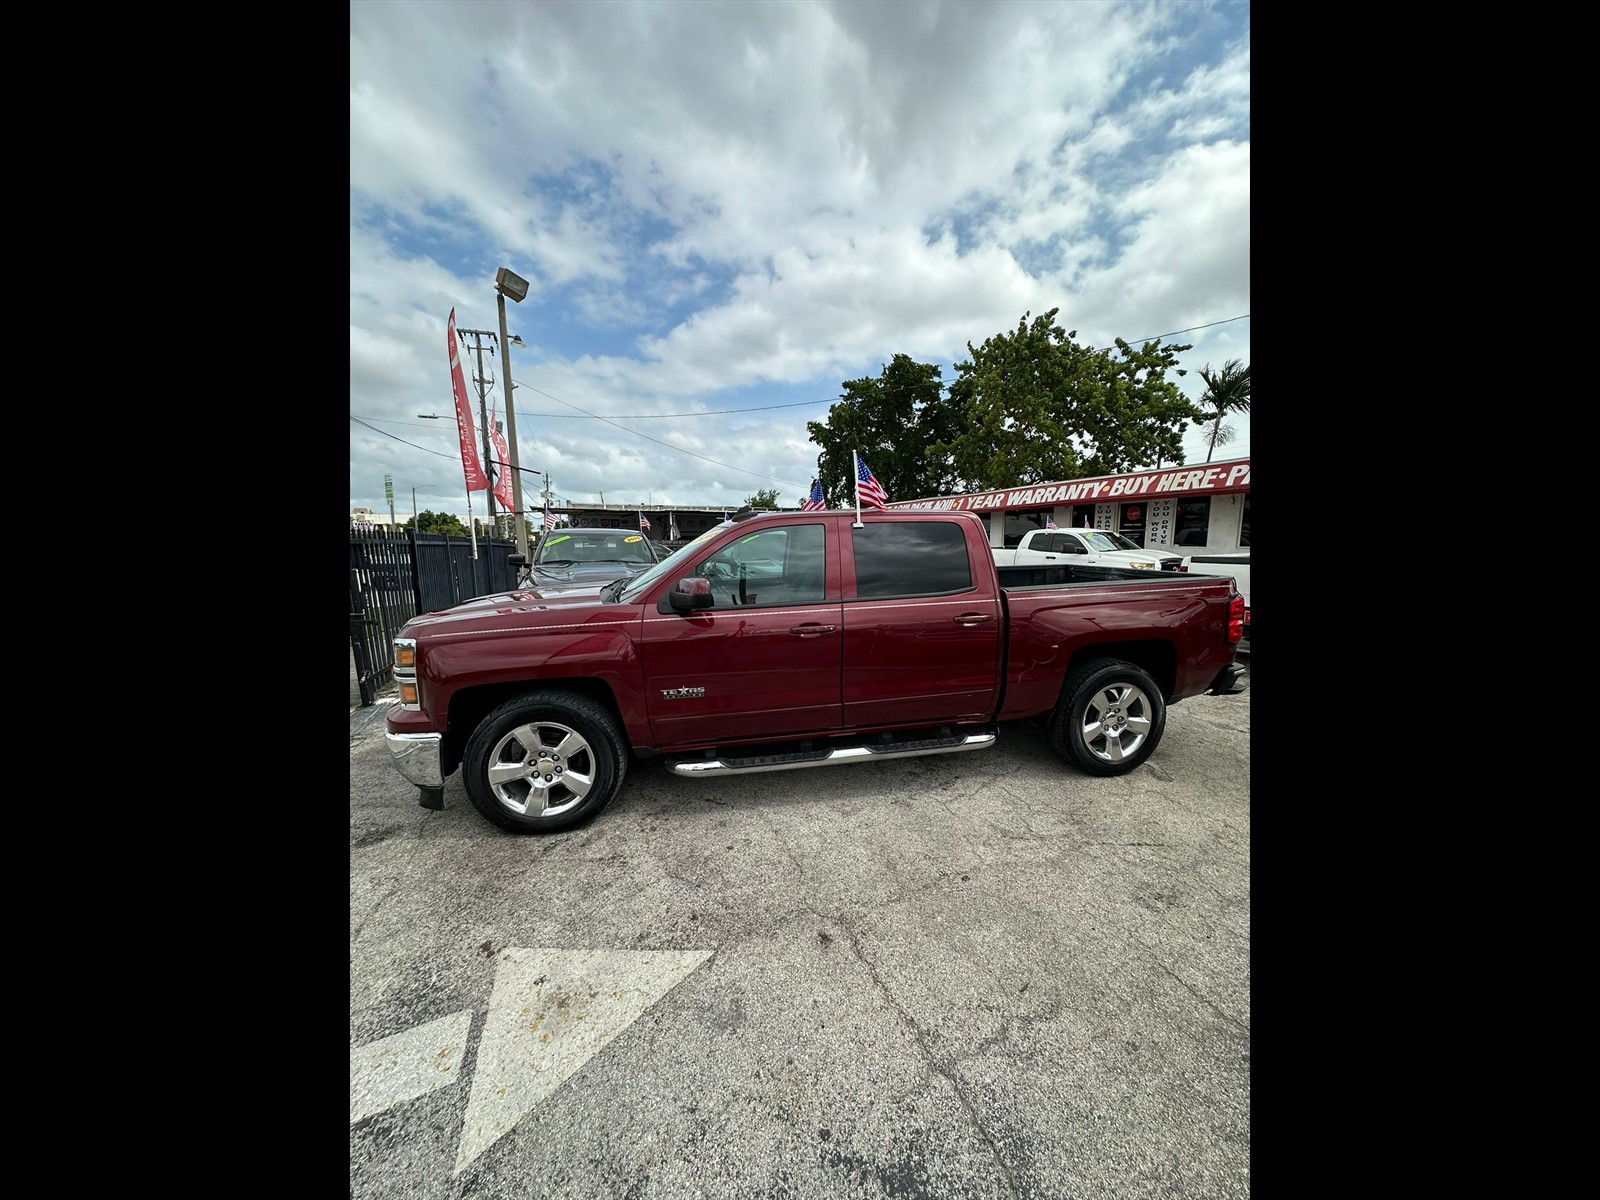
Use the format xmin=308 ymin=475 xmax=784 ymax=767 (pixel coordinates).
xmin=1149 ymin=956 xmax=1249 ymax=1033
xmin=835 ymin=922 xmax=1022 ymax=1198
xmin=350 ymin=880 xmax=401 ymax=943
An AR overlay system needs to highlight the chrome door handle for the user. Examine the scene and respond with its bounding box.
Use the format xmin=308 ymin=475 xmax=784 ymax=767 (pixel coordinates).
xmin=952 ymin=613 xmax=994 ymax=626
xmin=790 ymin=623 xmax=837 ymax=637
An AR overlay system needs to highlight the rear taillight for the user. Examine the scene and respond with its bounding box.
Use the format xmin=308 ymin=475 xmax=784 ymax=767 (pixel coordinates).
xmin=1227 ymin=594 xmax=1245 ymax=644
xmin=1176 ymin=564 xmax=1188 ymax=572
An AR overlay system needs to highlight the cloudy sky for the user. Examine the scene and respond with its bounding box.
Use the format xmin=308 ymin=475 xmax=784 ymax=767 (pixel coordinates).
xmin=350 ymin=0 xmax=1249 ymax=523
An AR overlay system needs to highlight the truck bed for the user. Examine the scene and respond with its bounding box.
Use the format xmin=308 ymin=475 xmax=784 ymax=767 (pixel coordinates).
xmin=994 ymin=564 xmax=1240 ymax=721
xmin=995 ymin=562 xmax=1179 ymax=587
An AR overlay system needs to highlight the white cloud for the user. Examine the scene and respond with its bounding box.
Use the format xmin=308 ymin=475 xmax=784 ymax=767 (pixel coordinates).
xmin=350 ymin=0 xmax=1249 ymax=516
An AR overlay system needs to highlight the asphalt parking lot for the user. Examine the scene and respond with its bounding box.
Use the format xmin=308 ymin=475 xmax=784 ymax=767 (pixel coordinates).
xmin=351 ymin=668 xmax=1250 ymax=1199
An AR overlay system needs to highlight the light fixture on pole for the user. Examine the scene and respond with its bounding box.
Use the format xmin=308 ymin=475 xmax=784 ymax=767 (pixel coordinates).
xmin=495 ymin=266 xmax=531 ymax=559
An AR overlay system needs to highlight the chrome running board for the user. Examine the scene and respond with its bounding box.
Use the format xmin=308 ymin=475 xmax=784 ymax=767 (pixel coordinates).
xmin=666 ymin=729 xmax=997 ymax=777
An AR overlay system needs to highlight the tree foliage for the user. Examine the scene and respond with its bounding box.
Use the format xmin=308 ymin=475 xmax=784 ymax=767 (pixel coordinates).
xmin=805 ymin=313 xmax=1206 ymax=502
xmin=1194 ymin=359 xmax=1251 ymax=463
xmin=411 ymin=509 xmax=470 ymax=536
xmin=944 ymin=310 xmax=1200 ymax=486
xmin=744 ymin=488 xmax=781 ymax=510
xmin=805 ymin=354 xmax=963 ymax=505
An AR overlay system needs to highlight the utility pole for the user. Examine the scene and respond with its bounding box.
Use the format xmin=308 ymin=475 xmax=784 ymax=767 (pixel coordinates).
xmin=495 ymin=274 xmax=530 ymax=561
xmin=455 ymin=326 xmax=501 ymax=534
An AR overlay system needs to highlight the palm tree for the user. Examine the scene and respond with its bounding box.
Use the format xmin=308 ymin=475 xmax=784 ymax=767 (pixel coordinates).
xmin=1196 ymin=359 xmax=1251 ymax=463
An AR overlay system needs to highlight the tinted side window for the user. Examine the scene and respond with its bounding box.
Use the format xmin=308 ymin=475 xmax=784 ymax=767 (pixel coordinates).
xmin=696 ymin=524 xmax=826 ymax=608
xmin=852 ymin=522 xmax=972 ymax=599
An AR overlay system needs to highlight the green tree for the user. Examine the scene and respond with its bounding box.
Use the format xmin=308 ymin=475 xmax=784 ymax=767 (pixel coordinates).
xmin=744 ymin=488 xmax=781 ymax=510
xmin=944 ymin=310 xmax=1202 ymax=487
xmin=806 ymin=354 xmax=961 ymax=505
xmin=1194 ymin=359 xmax=1251 ymax=463
xmin=410 ymin=510 xmax=470 ymax=536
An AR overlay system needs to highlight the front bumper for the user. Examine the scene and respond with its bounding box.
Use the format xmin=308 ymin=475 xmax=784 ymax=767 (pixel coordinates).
xmin=1207 ymin=661 xmax=1249 ymax=696
xmin=385 ymin=731 xmax=444 ymax=788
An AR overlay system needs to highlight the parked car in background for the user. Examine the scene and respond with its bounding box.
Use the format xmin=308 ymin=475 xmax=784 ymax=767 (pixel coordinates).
xmin=512 ymin=527 xmax=669 ymax=593
xmin=993 ymin=528 xmax=1182 ymax=572
xmin=1179 ymin=550 xmax=1250 ymax=647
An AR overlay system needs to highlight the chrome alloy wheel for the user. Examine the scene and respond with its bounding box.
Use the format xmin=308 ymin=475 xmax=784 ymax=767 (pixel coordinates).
xmin=1079 ymin=681 xmax=1155 ymax=764
xmin=484 ymin=720 xmax=595 ymax=817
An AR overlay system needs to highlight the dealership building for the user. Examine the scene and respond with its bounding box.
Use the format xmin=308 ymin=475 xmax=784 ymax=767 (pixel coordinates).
xmin=352 ymin=454 xmax=1249 ymax=555
xmin=885 ymin=456 xmax=1250 ymax=553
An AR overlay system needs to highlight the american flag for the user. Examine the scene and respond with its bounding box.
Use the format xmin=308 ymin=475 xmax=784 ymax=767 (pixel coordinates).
xmin=801 ymin=479 xmax=825 ymax=511
xmin=543 ymin=506 xmax=559 ymax=531
xmin=855 ymin=455 xmax=888 ymax=509
xmin=639 ymin=511 xmax=651 ymax=531
xmin=1045 ymin=516 xmax=1057 ymax=529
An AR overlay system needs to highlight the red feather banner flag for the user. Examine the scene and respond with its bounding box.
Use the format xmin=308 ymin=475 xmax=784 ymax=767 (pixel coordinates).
xmin=447 ymin=309 xmax=490 ymax=493
xmin=489 ymin=398 xmax=515 ymax=512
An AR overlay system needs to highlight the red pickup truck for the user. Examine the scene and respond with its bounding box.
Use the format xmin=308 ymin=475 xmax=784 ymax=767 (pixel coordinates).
xmin=385 ymin=508 xmax=1247 ymax=834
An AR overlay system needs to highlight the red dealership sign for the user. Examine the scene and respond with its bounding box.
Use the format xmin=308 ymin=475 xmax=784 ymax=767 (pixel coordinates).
xmin=886 ymin=460 xmax=1250 ymax=512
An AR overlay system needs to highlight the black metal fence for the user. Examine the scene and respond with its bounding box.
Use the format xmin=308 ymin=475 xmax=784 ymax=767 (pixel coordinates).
xmin=349 ymin=529 xmax=520 ymax=706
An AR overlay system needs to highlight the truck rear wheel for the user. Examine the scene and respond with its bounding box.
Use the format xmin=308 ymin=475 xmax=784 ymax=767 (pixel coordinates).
xmin=463 ymin=690 xmax=629 ymax=833
xmin=1047 ymin=657 xmax=1167 ymax=776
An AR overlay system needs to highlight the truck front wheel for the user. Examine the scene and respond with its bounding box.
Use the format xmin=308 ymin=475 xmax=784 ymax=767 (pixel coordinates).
xmin=463 ymin=690 xmax=629 ymax=833
xmin=1048 ymin=658 xmax=1167 ymax=776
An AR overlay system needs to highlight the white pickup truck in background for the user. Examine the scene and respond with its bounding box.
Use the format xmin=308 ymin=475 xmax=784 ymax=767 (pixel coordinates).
xmin=1179 ymin=550 xmax=1250 ymax=645
xmin=992 ymin=527 xmax=1184 ymax=572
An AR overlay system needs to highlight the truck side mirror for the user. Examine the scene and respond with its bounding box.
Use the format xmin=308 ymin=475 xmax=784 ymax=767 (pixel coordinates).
xmin=668 ymin=577 xmax=714 ymax=612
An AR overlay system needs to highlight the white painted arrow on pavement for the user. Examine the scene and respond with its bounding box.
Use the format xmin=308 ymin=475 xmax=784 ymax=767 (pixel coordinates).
xmin=350 ymin=1010 xmax=473 ymax=1125
xmin=454 ymin=947 xmax=712 ymax=1175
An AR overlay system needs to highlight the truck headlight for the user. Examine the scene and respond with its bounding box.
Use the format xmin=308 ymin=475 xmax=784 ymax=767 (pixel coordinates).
xmin=393 ymin=638 xmax=420 ymax=710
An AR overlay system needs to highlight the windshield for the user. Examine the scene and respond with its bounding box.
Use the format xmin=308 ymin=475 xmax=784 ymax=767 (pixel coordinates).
xmin=535 ymin=530 xmax=659 ymax=566
xmin=1082 ymin=531 xmax=1142 ymax=553
xmin=617 ymin=522 xmax=732 ymax=602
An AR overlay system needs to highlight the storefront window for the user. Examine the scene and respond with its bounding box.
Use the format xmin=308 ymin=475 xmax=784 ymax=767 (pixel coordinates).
xmin=1071 ymin=503 xmax=1096 ymax=529
xmin=1004 ymin=509 xmax=1053 ymax=548
xmin=1239 ymin=495 xmax=1250 ymax=547
xmin=1118 ymin=502 xmax=1147 ymax=548
xmin=1173 ymin=498 xmax=1210 ymax=548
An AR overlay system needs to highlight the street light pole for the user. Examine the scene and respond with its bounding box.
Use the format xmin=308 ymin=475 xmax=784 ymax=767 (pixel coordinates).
xmin=495 ymin=266 xmax=531 ymax=559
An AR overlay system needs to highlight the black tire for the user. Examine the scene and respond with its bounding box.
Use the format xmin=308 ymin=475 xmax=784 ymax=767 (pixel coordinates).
xmin=1047 ymin=657 xmax=1167 ymax=776
xmin=462 ymin=690 xmax=629 ymax=833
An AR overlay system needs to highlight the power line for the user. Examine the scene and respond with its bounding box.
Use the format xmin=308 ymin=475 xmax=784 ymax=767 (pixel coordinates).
xmin=476 ymin=383 xmax=810 ymax=491
xmin=350 ymin=415 xmax=547 ymax=487
xmin=361 ymin=316 xmax=1252 ymax=429
xmin=498 ymin=399 xmax=824 ymax=419
xmin=1128 ymin=313 xmax=1249 ymax=345
xmin=355 ymin=312 xmax=1247 ymax=495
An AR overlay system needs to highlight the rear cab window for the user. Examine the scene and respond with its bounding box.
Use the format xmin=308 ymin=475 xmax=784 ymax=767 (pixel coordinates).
xmin=849 ymin=521 xmax=973 ymax=598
